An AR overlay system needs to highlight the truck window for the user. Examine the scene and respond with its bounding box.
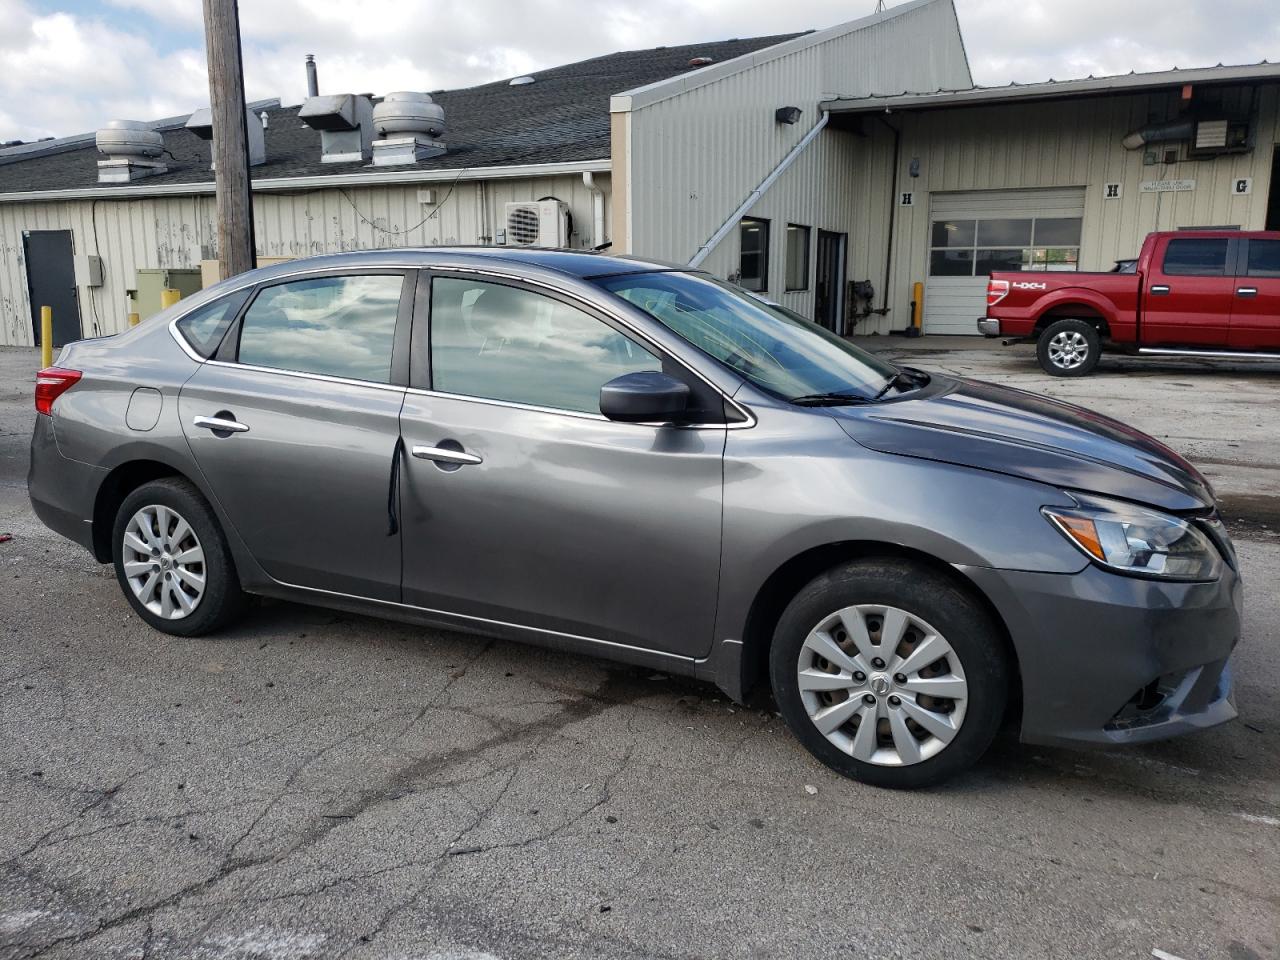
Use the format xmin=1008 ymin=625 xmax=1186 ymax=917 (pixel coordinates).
xmin=1162 ymin=238 xmax=1229 ymax=276
xmin=1246 ymin=239 xmax=1280 ymax=277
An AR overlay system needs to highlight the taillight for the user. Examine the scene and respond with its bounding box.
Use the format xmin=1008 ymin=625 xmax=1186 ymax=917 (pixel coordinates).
xmin=986 ymin=279 xmax=1010 ymax=307
xmin=35 ymin=367 xmax=82 ymax=415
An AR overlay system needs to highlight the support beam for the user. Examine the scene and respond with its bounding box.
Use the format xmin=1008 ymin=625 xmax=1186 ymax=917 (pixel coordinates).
xmin=202 ymin=0 xmax=256 ymax=280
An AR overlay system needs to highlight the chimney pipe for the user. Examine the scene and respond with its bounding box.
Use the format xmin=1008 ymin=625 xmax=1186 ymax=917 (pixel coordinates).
xmin=305 ymin=54 xmax=319 ymax=98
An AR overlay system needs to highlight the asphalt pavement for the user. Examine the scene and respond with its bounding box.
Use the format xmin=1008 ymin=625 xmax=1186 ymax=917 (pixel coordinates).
xmin=1 ymin=341 xmax=1277 ymax=960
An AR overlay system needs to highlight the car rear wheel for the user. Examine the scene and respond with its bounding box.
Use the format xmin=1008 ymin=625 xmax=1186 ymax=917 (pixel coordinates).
xmin=112 ymin=478 xmax=246 ymax=636
xmin=770 ymin=558 xmax=1009 ymax=789
xmin=1037 ymin=318 xmax=1101 ymax=377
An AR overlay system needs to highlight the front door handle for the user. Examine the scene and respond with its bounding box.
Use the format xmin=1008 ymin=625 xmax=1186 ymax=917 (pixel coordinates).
xmin=412 ymin=444 xmax=482 ymax=466
xmin=1150 ymin=285 xmax=1171 ymax=295
xmin=1237 ymin=286 xmax=1258 ymax=298
xmin=193 ymin=414 xmax=250 ymax=434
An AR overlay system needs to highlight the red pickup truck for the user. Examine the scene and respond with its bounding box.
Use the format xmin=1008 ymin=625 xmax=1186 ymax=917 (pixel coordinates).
xmin=979 ymin=230 xmax=1280 ymax=376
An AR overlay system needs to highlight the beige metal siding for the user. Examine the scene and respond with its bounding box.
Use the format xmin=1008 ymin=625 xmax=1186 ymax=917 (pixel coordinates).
xmin=617 ymin=0 xmax=970 ymax=321
xmin=0 ymin=173 xmax=609 ymax=346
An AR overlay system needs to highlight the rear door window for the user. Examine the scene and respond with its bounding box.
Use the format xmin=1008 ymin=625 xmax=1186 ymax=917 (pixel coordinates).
xmin=1162 ymin=239 xmax=1230 ymax=276
xmin=235 ymin=274 xmax=406 ymax=383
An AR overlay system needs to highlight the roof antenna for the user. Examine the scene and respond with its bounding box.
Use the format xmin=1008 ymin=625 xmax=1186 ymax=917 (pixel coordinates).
xmin=874 ymin=0 xmax=887 ymax=11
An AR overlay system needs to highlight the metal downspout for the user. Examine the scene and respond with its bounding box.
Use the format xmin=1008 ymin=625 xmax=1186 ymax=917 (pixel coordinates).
xmin=687 ymin=111 xmax=830 ymax=269
xmin=582 ymin=171 xmax=607 ymax=249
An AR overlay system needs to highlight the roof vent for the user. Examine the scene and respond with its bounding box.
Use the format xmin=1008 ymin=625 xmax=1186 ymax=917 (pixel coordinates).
xmin=95 ymin=120 xmax=167 ymax=183
xmin=185 ymin=106 xmax=266 ymax=169
xmin=299 ymin=93 xmax=374 ymax=163
xmin=509 ymin=75 xmax=535 ymax=86
xmin=371 ymin=92 xmax=446 ymax=166
xmin=688 ymin=56 xmax=714 ymax=67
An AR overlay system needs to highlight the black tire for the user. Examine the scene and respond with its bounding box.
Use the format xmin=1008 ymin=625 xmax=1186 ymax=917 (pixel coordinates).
xmin=1036 ymin=318 xmax=1101 ymax=377
xmin=111 ymin=477 xmax=246 ymax=636
xmin=769 ymin=558 xmax=1009 ymax=789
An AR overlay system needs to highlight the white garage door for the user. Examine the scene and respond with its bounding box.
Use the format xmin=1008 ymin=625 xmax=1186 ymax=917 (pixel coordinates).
xmin=924 ymin=188 xmax=1086 ymax=335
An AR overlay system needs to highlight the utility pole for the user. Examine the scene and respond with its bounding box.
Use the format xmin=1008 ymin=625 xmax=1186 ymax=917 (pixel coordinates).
xmin=202 ymin=0 xmax=256 ymax=280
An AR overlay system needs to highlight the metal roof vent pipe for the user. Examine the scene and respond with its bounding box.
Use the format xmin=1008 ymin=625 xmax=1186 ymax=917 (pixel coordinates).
xmin=186 ymin=105 xmax=266 ymax=169
xmin=305 ymin=54 xmax=319 ymax=98
xmin=95 ymin=120 xmax=168 ymax=183
xmin=299 ymin=93 xmax=375 ymax=163
xmin=371 ymin=92 xmax=445 ymax=166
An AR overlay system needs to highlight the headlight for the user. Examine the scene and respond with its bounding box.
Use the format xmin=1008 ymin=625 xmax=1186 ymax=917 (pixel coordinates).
xmin=1042 ymin=496 xmax=1222 ymax=581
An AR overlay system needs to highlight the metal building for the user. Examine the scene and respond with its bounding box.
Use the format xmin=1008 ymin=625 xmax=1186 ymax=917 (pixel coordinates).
xmin=1 ymin=0 xmax=1278 ymax=346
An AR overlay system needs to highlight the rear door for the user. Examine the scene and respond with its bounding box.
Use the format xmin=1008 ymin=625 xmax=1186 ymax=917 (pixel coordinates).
xmin=179 ymin=269 xmax=413 ymax=600
xmin=23 ymin=230 xmax=81 ymax=347
xmin=1229 ymin=237 xmax=1280 ymax=350
xmin=1140 ymin=236 xmax=1235 ymax=346
xmin=398 ymin=271 xmax=726 ymax=656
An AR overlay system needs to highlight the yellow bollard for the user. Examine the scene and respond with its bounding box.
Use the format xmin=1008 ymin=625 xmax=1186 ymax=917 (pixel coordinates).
xmin=40 ymin=305 xmax=53 ymax=369
xmin=128 ymin=312 xmax=141 ymax=327
xmin=912 ymin=281 xmax=924 ymax=333
xmin=160 ymin=288 xmax=181 ymax=309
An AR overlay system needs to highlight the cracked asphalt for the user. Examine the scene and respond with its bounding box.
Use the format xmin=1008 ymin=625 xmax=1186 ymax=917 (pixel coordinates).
xmin=1 ymin=341 xmax=1278 ymax=960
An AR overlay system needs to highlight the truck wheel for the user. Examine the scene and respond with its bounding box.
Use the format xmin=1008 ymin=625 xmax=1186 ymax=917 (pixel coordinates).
xmin=1037 ymin=319 xmax=1101 ymax=377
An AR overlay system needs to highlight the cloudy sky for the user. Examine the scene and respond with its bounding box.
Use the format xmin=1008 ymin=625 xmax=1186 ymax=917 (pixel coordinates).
xmin=2 ymin=0 xmax=1278 ymax=141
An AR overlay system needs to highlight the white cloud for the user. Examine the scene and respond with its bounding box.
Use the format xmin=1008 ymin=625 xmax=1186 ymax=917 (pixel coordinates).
xmin=3 ymin=0 xmax=1279 ymax=141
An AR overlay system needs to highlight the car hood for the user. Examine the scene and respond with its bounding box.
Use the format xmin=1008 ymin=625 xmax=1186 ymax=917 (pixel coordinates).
xmin=831 ymin=373 xmax=1214 ymax=512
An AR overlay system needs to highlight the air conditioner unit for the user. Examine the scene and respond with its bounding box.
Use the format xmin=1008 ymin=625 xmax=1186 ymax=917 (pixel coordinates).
xmin=504 ymin=199 xmax=569 ymax=247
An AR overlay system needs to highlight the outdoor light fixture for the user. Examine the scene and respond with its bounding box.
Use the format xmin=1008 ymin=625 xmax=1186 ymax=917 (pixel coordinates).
xmin=775 ymin=106 xmax=803 ymax=125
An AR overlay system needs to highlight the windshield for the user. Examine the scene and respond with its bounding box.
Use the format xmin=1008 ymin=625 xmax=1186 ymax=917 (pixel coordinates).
xmin=595 ymin=272 xmax=899 ymax=402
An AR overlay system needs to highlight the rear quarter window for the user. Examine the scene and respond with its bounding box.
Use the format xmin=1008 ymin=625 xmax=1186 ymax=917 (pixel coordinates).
xmin=174 ymin=290 xmax=250 ymax=357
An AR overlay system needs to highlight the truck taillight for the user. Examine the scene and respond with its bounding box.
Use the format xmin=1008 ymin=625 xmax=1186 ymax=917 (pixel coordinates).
xmin=986 ymin=279 xmax=1010 ymax=307
xmin=35 ymin=367 xmax=82 ymax=415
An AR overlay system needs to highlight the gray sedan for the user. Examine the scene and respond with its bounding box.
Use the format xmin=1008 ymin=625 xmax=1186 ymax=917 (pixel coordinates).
xmin=28 ymin=249 xmax=1241 ymax=788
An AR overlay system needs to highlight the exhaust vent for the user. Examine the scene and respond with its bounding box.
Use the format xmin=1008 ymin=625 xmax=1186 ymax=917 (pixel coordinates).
xmin=95 ymin=120 xmax=167 ymax=182
xmin=185 ymin=106 xmax=266 ymax=168
xmin=504 ymin=199 xmax=569 ymax=247
xmin=371 ymin=92 xmax=445 ymax=166
xmin=299 ymin=93 xmax=374 ymax=163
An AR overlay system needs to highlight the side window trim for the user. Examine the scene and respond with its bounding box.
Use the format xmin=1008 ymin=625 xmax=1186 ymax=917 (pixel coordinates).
xmin=412 ymin=269 xmax=729 ymax=424
xmin=213 ymin=268 xmax=414 ymax=387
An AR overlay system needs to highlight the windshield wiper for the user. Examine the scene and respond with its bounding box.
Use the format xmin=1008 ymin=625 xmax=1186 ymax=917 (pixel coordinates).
xmin=789 ymin=392 xmax=873 ymax=407
xmin=871 ymin=368 xmax=929 ymax=402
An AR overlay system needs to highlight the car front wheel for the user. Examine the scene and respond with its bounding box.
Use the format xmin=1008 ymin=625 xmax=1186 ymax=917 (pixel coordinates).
xmin=112 ymin=477 xmax=246 ymax=636
xmin=770 ymin=559 xmax=1009 ymax=789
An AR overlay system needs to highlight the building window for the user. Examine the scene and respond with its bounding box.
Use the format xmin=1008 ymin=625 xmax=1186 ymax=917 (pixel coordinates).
xmin=738 ymin=218 xmax=770 ymax=291
xmin=929 ymin=216 xmax=1083 ymax=276
xmin=785 ymin=224 xmax=811 ymax=291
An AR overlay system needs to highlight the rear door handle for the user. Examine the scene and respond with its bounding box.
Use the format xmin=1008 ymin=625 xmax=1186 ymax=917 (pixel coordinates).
xmin=193 ymin=414 xmax=250 ymax=434
xmin=1237 ymin=287 xmax=1258 ymax=298
xmin=412 ymin=444 xmax=482 ymax=466
xmin=1150 ymin=285 xmax=1170 ymax=295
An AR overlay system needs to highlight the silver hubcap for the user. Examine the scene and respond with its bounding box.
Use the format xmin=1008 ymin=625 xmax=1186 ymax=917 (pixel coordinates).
xmin=797 ymin=604 xmax=968 ymax=766
xmin=1047 ymin=330 xmax=1089 ymax=370
xmin=122 ymin=505 xmax=206 ymax=620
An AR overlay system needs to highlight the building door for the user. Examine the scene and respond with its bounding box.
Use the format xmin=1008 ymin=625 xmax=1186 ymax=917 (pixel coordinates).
xmin=815 ymin=230 xmax=846 ymax=332
xmin=23 ymin=230 xmax=81 ymax=348
xmin=925 ymin=188 xmax=1085 ymax=334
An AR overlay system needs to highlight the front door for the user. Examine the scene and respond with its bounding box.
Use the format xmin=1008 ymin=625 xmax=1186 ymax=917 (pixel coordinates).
xmin=24 ymin=230 xmax=81 ymax=347
xmin=815 ymin=231 xmax=846 ymax=333
xmin=399 ymin=273 xmax=725 ymax=656
xmin=179 ymin=270 xmax=412 ymax=600
xmin=1141 ymin=235 xmax=1235 ymax=346
xmin=1229 ymin=237 xmax=1280 ymax=350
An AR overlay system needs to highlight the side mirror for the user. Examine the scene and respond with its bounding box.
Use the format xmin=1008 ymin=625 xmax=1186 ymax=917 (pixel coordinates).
xmin=599 ymin=371 xmax=691 ymax=424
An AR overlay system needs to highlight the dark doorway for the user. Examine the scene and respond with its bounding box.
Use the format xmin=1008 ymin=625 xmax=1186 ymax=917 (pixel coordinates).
xmin=1267 ymin=147 xmax=1280 ymax=232
xmin=24 ymin=230 xmax=81 ymax=348
xmin=814 ymin=230 xmax=847 ymax=332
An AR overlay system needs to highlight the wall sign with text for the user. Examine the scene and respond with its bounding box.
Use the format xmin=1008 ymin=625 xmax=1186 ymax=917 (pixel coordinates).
xmin=1139 ymin=179 xmax=1196 ymax=194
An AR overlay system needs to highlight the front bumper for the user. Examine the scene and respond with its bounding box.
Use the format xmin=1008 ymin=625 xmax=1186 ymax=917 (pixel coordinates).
xmin=28 ymin=414 xmax=104 ymax=555
xmin=977 ymin=317 xmax=1001 ymax=337
xmin=959 ymin=559 xmax=1242 ymax=748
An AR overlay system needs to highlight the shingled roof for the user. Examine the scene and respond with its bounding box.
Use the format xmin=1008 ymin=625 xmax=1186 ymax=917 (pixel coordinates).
xmin=0 ymin=33 xmax=802 ymax=196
